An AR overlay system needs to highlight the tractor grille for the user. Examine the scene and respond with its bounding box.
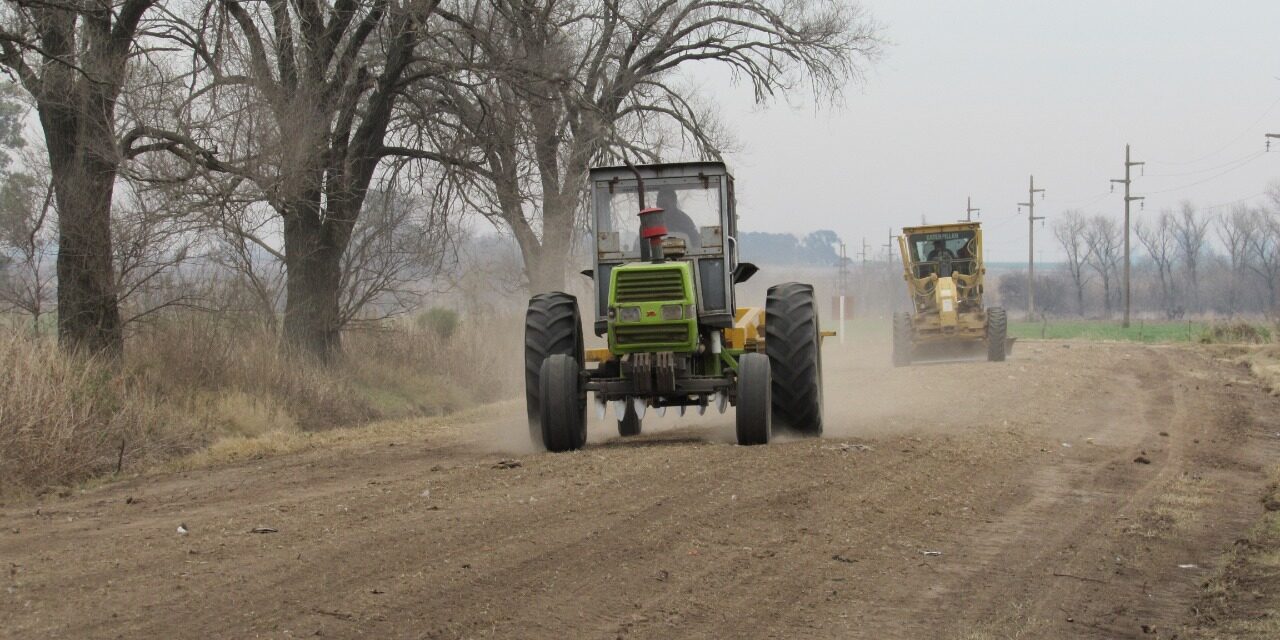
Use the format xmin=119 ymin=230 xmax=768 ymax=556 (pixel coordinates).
xmin=614 ymin=324 xmax=690 ymax=346
xmin=614 ymin=268 xmax=686 ymax=303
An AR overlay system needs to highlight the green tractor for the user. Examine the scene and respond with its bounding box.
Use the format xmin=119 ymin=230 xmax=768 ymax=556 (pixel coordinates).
xmin=524 ymin=162 xmax=828 ymax=451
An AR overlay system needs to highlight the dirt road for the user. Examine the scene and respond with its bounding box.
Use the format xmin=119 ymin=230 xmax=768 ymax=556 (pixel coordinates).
xmin=4 ymin=339 xmax=1279 ymax=639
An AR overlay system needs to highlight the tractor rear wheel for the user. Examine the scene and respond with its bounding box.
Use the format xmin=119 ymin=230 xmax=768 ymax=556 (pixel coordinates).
xmin=736 ymin=353 xmax=772 ymax=446
xmin=618 ymin=401 xmax=642 ymax=437
xmin=524 ymin=293 xmax=584 ymax=446
xmin=987 ymin=307 xmax=1008 ymax=362
xmin=764 ymin=282 xmax=823 ymax=437
xmin=539 ymin=354 xmax=587 ymax=452
xmin=892 ymin=312 xmax=913 ymax=367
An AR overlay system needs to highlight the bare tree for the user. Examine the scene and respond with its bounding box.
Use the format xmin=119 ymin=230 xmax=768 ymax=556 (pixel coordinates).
xmin=1247 ymin=208 xmax=1280 ymax=311
xmin=125 ymin=0 xmax=446 ymax=359
xmin=111 ymin=178 xmax=202 ymax=325
xmin=1171 ymin=200 xmax=1210 ymax=312
xmin=338 ymin=172 xmax=456 ymax=327
xmin=1136 ymin=210 xmax=1178 ymax=319
xmin=416 ymin=0 xmax=881 ymax=292
xmin=1084 ymin=215 xmax=1122 ymax=316
xmin=1216 ymin=205 xmax=1255 ymax=315
xmin=1052 ymin=210 xmax=1091 ymax=316
xmin=0 ymin=166 xmax=55 ymax=331
xmin=0 ymin=0 xmax=161 ymax=355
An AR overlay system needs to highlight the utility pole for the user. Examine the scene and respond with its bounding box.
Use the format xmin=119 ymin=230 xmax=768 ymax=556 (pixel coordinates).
xmin=1017 ymin=175 xmax=1045 ymax=319
xmin=838 ymin=241 xmax=849 ymax=344
xmin=838 ymin=242 xmax=849 ymax=295
xmin=883 ymin=229 xmax=896 ymax=313
xmin=966 ymin=196 xmax=980 ymax=222
xmin=1110 ymin=144 xmax=1144 ymax=328
xmin=858 ymin=237 xmax=868 ymax=266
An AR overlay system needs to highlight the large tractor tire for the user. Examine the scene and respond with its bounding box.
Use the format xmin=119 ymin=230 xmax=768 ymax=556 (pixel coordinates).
xmin=538 ymin=354 xmax=587 ymax=452
xmin=764 ymin=282 xmax=823 ymax=437
xmin=986 ymin=307 xmax=1008 ymax=362
xmin=524 ymin=293 xmax=584 ymax=446
xmin=618 ymin=401 xmax=642 ymax=437
xmin=892 ymin=312 xmax=913 ymax=367
xmin=736 ymin=353 xmax=772 ymax=446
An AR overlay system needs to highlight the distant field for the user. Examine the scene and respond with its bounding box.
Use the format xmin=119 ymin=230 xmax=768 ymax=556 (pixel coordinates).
xmin=1008 ymin=319 xmax=1208 ymax=343
xmin=834 ymin=316 xmax=1271 ymax=344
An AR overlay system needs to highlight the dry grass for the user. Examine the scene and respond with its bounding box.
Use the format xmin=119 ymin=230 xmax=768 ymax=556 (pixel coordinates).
xmin=0 ymin=310 xmax=522 ymax=497
xmin=0 ymin=335 xmax=198 ymax=496
xmin=1185 ymin=466 xmax=1280 ymax=639
xmin=1241 ymin=344 xmax=1280 ymax=395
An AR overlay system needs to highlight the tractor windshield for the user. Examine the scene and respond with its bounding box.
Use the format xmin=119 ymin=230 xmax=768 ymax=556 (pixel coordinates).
xmin=907 ymin=230 xmax=977 ymax=277
xmin=595 ymin=177 xmax=722 ymax=257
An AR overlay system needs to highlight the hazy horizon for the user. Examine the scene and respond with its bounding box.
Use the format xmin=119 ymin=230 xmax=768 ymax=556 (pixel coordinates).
xmin=700 ymin=1 xmax=1280 ymax=263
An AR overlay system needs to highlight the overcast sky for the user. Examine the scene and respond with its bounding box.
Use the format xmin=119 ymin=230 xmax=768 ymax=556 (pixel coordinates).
xmin=707 ymin=1 xmax=1280 ymax=262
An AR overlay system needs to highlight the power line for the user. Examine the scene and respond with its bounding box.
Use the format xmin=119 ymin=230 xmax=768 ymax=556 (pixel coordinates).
xmin=1147 ymin=95 xmax=1280 ymax=166
xmin=1140 ymin=151 xmax=1267 ymax=196
xmin=1201 ymin=191 xmax=1267 ymax=212
xmin=1143 ymin=149 xmax=1264 ymax=178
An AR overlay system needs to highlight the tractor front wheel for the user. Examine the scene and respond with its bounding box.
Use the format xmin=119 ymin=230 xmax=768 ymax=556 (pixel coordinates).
xmin=539 ymin=354 xmax=587 ymax=452
xmin=524 ymin=293 xmax=584 ymax=447
xmin=987 ymin=307 xmax=1008 ymax=362
xmin=892 ymin=312 xmax=913 ymax=367
xmin=736 ymin=353 xmax=772 ymax=446
xmin=765 ymin=282 xmax=823 ymax=437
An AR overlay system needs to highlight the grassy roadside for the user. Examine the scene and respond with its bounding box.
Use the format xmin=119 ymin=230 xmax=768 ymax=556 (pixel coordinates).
xmin=0 ymin=313 xmax=522 ymax=500
xmin=1186 ymin=466 xmax=1280 ymax=639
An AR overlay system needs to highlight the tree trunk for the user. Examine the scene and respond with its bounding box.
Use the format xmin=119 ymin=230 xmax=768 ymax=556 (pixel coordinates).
xmin=526 ymin=232 xmax=570 ymax=293
xmin=281 ymin=205 xmax=343 ymax=361
xmin=40 ymin=103 xmax=122 ymax=357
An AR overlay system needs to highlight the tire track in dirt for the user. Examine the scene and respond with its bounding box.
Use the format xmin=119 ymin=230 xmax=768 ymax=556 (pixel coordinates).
xmin=3 ymin=341 xmax=1280 ymax=640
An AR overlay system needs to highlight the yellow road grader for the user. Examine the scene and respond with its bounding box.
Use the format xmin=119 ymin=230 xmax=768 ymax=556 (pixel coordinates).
xmin=892 ymin=221 xmax=1010 ymax=366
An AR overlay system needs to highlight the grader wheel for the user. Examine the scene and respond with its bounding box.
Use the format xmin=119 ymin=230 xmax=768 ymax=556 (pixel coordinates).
xmin=987 ymin=307 xmax=1008 ymax=362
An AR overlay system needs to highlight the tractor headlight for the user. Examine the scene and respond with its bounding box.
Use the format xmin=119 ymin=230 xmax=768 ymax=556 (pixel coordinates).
xmin=661 ymin=304 xmax=684 ymax=321
xmin=619 ymin=306 xmax=641 ymax=322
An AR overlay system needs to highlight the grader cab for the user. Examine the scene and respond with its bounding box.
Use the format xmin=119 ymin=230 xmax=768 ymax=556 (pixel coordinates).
xmin=892 ymin=222 xmax=1010 ymax=366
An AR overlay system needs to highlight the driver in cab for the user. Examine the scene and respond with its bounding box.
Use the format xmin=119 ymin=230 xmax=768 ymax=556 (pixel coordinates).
xmin=656 ymin=188 xmax=701 ymax=250
xmin=927 ymin=240 xmax=955 ymax=261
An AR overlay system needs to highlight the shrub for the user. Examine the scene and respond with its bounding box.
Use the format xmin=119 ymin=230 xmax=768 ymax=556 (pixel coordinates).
xmin=1199 ymin=321 xmax=1271 ymax=345
xmin=417 ymin=307 xmax=460 ymax=341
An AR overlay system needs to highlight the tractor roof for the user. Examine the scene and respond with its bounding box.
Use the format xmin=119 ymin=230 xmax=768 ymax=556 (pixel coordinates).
xmin=901 ymin=221 xmax=982 ymax=235
xmin=588 ymin=161 xmax=731 ymax=183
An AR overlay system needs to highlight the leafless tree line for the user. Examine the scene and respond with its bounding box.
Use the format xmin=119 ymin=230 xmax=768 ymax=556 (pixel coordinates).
xmin=0 ymin=0 xmax=882 ymax=359
xmin=1031 ymin=191 xmax=1280 ymax=318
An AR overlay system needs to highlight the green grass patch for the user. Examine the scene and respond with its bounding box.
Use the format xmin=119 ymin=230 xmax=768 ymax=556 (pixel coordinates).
xmin=1009 ymin=320 xmax=1209 ymax=343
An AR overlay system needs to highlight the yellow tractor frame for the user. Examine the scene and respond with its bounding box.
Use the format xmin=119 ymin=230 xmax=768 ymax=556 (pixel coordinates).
xmin=894 ymin=221 xmax=1009 ymax=364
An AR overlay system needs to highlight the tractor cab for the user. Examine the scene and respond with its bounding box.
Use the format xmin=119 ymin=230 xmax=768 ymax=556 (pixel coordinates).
xmin=589 ymin=162 xmax=743 ymax=338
